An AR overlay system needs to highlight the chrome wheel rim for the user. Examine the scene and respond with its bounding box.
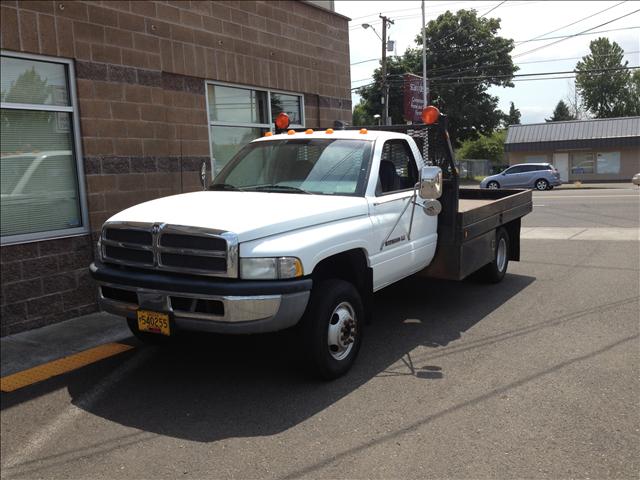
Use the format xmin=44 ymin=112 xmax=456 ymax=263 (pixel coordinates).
xmin=536 ymin=180 xmax=547 ymax=190
xmin=496 ymin=237 xmax=507 ymax=272
xmin=488 ymin=182 xmax=498 ymax=189
xmin=327 ymin=301 xmax=356 ymax=361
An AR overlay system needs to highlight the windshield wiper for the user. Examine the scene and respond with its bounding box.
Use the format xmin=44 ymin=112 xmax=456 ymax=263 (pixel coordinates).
xmin=208 ymin=183 xmax=241 ymax=191
xmin=249 ymin=185 xmax=311 ymax=194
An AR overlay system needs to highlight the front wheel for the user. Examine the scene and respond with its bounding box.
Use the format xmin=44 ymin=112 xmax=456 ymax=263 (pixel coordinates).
xmin=299 ymin=279 xmax=364 ymax=380
xmin=476 ymin=228 xmax=510 ymax=283
xmin=534 ymin=178 xmax=549 ymax=191
xmin=487 ymin=181 xmax=500 ymax=189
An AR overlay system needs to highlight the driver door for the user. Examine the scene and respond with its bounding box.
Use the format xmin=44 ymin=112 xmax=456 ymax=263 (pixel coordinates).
xmin=368 ymin=139 xmax=437 ymax=290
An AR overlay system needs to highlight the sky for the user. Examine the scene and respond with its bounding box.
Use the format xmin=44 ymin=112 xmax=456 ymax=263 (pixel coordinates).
xmin=334 ymin=0 xmax=640 ymax=124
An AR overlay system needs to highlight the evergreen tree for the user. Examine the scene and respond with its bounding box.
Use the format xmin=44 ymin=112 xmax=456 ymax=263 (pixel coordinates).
xmin=503 ymin=101 xmax=521 ymax=126
xmin=545 ymin=100 xmax=576 ymax=122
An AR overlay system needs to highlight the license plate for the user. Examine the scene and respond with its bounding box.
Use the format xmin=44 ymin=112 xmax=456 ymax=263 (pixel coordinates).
xmin=137 ymin=310 xmax=171 ymax=336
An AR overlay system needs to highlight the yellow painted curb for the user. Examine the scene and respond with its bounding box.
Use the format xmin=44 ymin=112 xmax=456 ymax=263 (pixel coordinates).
xmin=0 ymin=343 xmax=134 ymax=392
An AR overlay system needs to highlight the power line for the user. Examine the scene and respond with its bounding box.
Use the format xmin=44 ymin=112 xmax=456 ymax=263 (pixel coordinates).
xmin=350 ymin=66 xmax=639 ymax=90
xmin=350 ymin=27 xmax=639 ymax=67
xmin=513 ymin=8 xmax=640 ymax=58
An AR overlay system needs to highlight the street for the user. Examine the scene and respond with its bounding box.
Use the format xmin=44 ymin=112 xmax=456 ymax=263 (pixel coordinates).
xmin=1 ymin=187 xmax=639 ymax=479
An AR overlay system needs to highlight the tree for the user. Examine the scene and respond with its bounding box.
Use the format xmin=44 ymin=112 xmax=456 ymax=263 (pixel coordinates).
xmin=456 ymin=130 xmax=506 ymax=163
xmin=575 ymin=38 xmax=631 ymax=118
xmin=623 ymin=69 xmax=640 ymax=116
xmin=356 ymin=9 xmax=517 ymax=146
xmin=352 ymin=99 xmax=374 ymax=126
xmin=546 ymin=100 xmax=576 ymax=122
xmin=503 ymin=101 xmax=521 ymax=126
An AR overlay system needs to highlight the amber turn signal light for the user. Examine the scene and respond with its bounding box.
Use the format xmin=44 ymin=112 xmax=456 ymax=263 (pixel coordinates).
xmin=359 ymin=128 xmax=368 ymax=134
xmin=264 ymin=131 xmax=273 ymax=137
xmin=287 ymin=129 xmax=295 ymax=135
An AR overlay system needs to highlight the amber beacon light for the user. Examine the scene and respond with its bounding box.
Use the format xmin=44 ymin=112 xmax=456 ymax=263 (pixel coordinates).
xmin=275 ymin=112 xmax=290 ymax=130
xmin=421 ymin=106 xmax=440 ymax=125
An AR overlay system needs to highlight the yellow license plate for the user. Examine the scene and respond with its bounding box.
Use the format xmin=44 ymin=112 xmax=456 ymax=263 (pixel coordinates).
xmin=137 ymin=310 xmax=171 ymax=336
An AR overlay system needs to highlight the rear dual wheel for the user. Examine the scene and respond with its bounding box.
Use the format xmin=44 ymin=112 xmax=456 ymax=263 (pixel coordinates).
xmin=477 ymin=228 xmax=510 ymax=283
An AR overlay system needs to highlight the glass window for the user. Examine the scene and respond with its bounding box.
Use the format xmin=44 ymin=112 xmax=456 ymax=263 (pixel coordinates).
xmin=271 ymin=93 xmax=302 ymax=125
xmin=571 ymin=152 xmax=595 ymax=174
xmin=505 ymin=165 xmax=525 ymax=174
xmin=596 ymin=152 xmax=620 ymax=174
xmin=377 ymin=140 xmax=418 ymax=194
xmin=1 ymin=54 xmax=85 ymax=242
xmin=210 ymin=125 xmax=265 ymax=175
xmin=206 ymin=82 xmax=305 ymax=177
xmin=1 ymin=57 xmax=70 ymax=106
xmin=208 ymin=84 xmax=267 ymax=124
xmin=214 ymin=139 xmax=372 ymax=196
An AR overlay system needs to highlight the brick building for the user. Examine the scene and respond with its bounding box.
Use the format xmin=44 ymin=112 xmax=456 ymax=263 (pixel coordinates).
xmin=0 ymin=0 xmax=351 ymax=335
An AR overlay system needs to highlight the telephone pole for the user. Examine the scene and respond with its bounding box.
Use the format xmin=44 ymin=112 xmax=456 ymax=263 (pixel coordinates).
xmin=380 ymin=14 xmax=394 ymax=125
xmin=421 ymin=0 xmax=428 ymax=107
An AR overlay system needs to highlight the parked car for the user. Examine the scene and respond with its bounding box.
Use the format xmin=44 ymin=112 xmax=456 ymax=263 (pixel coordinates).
xmin=632 ymin=173 xmax=640 ymax=186
xmin=480 ymin=163 xmax=562 ymax=191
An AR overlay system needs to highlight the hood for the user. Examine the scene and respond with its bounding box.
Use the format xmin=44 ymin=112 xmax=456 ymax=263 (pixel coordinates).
xmin=107 ymin=191 xmax=369 ymax=242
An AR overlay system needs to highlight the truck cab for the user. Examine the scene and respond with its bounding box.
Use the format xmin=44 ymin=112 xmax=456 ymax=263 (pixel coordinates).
xmin=90 ymin=109 xmax=532 ymax=379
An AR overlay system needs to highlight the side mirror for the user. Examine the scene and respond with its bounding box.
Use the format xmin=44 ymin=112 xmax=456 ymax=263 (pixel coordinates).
xmin=200 ymin=160 xmax=207 ymax=190
xmin=418 ymin=166 xmax=442 ymax=199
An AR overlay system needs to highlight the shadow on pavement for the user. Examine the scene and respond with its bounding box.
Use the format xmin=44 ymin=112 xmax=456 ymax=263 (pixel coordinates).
xmin=51 ymin=273 xmax=535 ymax=443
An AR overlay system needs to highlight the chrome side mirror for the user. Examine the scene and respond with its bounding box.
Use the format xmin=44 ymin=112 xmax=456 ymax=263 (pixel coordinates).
xmin=200 ymin=160 xmax=207 ymax=190
xmin=418 ymin=166 xmax=442 ymax=199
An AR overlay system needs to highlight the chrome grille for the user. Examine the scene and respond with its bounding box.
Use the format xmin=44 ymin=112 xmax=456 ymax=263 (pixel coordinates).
xmin=100 ymin=222 xmax=238 ymax=277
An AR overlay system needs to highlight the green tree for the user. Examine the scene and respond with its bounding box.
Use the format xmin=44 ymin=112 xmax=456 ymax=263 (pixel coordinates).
xmin=352 ymin=99 xmax=374 ymax=126
xmin=456 ymin=129 xmax=506 ymax=163
xmin=546 ymin=100 xmax=575 ymax=122
xmin=503 ymin=101 xmax=521 ymax=126
xmin=575 ymin=38 xmax=631 ymax=118
xmin=623 ymin=69 xmax=640 ymax=116
xmin=356 ymin=9 xmax=517 ymax=146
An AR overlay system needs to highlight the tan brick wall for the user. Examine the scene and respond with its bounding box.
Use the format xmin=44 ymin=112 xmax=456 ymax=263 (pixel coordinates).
xmin=0 ymin=1 xmax=351 ymax=335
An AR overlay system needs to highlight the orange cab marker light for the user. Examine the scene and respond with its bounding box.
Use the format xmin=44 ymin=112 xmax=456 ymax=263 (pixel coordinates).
xmin=264 ymin=131 xmax=273 ymax=137
xmin=305 ymin=129 xmax=314 ymax=134
xmin=287 ymin=129 xmax=296 ymax=135
xmin=359 ymin=128 xmax=368 ymax=134
xmin=421 ymin=105 xmax=440 ymax=125
xmin=325 ymin=128 xmax=334 ymax=134
xmin=275 ymin=112 xmax=290 ymax=130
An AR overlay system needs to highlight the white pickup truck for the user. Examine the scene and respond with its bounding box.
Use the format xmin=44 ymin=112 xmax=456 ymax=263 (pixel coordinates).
xmin=90 ymin=109 xmax=532 ymax=379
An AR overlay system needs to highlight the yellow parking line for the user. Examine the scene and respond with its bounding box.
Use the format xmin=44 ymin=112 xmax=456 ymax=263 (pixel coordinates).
xmin=0 ymin=343 xmax=134 ymax=393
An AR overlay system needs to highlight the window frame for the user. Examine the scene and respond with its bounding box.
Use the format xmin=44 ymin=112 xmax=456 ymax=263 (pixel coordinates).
xmin=0 ymin=50 xmax=89 ymax=246
xmin=205 ymin=80 xmax=305 ymax=176
xmin=375 ymin=139 xmax=419 ymax=197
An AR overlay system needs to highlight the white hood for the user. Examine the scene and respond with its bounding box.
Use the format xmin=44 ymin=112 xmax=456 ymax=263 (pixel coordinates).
xmin=108 ymin=191 xmax=369 ymax=242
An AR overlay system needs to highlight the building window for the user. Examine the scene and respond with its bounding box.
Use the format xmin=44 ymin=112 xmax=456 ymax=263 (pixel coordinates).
xmin=570 ymin=151 xmax=621 ymax=175
xmin=1 ymin=52 xmax=88 ymax=244
xmin=570 ymin=152 xmax=595 ymax=175
xmin=596 ymin=152 xmax=620 ymax=174
xmin=206 ymin=82 xmax=304 ymax=175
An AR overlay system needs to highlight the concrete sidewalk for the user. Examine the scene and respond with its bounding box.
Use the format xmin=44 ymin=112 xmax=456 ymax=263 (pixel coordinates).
xmin=0 ymin=312 xmax=132 ymax=377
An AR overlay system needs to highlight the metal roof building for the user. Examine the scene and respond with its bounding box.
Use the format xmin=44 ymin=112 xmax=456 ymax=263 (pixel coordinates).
xmin=505 ymin=117 xmax=640 ymax=183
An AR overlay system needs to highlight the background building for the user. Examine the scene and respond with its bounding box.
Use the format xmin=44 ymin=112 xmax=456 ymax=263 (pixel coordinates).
xmin=0 ymin=0 xmax=351 ymax=336
xmin=505 ymin=117 xmax=640 ymax=183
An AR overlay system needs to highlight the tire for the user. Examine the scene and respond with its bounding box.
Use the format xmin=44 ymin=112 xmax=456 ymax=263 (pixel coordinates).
xmin=127 ymin=317 xmax=175 ymax=347
xmin=534 ymin=178 xmax=549 ymax=191
xmin=487 ymin=181 xmax=500 ymax=189
xmin=477 ymin=228 xmax=509 ymax=283
xmin=548 ymin=185 xmax=554 ymax=190
xmin=299 ymin=279 xmax=364 ymax=380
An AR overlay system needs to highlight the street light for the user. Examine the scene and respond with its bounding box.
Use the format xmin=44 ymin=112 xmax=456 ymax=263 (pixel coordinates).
xmin=373 ymin=114 xmax=381 ymax=125
xmin=361 ymin=23 xmax=382 ymax=41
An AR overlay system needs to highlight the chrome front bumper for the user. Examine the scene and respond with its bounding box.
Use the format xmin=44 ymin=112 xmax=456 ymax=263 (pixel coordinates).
xmin=90 ymin=262 xmax=311 ymax=334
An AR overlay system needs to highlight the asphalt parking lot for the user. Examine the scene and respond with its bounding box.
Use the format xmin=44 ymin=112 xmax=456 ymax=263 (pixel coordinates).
xmin=1 ymin=187 xmax=639 ymax=479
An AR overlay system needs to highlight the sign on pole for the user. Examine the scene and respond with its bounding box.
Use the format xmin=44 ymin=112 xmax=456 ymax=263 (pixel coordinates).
xmin=403 ymin=74 xmax=425 ymax=123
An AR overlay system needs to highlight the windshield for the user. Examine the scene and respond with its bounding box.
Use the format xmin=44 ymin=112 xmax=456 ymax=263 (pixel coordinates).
xmin=211 ymin=138 xmax=373 ymax=196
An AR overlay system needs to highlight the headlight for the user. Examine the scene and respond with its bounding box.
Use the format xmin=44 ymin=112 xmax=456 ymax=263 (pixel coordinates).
xmin=240 ymin=257 xmax=303 ymax=280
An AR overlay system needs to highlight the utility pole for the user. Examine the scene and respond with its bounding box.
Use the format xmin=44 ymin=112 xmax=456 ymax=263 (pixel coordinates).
xmin=421 ymin=0 xmax=428 ymax=107
xmin=379 ymin=14 xmax=394 ymax=125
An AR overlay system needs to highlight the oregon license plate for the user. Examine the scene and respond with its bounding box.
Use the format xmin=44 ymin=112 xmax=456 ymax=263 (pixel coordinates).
xmin=137 ymin=310 xmax=171 ymax=336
